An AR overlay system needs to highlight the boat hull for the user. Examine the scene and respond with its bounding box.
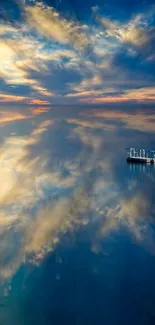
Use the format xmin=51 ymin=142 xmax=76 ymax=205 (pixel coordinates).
xmin=127 ymin=157 xmax=148 ymax=163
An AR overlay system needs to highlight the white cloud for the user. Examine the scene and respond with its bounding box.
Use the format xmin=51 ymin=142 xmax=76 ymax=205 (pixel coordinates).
xmin=26 ymin=2 xmax=90 ymax=50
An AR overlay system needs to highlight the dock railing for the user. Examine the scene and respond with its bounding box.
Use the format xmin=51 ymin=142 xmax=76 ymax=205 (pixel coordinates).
xmin=126 ymin=148 xmax=155 ymax=159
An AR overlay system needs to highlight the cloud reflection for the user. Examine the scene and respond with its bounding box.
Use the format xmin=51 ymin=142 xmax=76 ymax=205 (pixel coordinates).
xmin=0 ymin=107 xmax=155 ymax=284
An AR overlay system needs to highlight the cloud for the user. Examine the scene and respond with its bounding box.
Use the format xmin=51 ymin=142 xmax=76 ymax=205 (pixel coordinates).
xmin=0 ymin=24 xmax=17 ymax=35
xmin=99 ymin=17 xmax=118 ymax=32
xmin=30 ymin=85 xmax=54 ymax=97
xmin=26 ymin=2 xmax=90 ymax=50
xmin=0 ymin=93 xmax=26 ymax=103
xmin=97 ymin=9 xmax=155 ymax=50
xmin=0 ymin=1 xmax=154 ymax=105
xmin=79 ymin=86 xmax=155 ymax=104
xmin=67 ymin=90 xmax=103 ymax=98
xmin=0 ymin=19 xmax=83 ymax=104
xmin=67 ymin=74 xmax=103 ymax=97
xmin=0 ymin=35 xmax=54 ymax=101
xmin=28 ymin=99 xmax=50 ymax=105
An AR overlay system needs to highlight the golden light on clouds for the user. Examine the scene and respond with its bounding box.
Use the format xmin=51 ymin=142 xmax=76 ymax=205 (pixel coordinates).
xmin=0 ymin=93 xmax=26 ymax=103
xmin=26 ymin=2 xmax=89 ymax=50
xmin=79 ymin=87 xmax=155 ymax=103
xmin=28 ymin=99 xmax=50 ymax=105
xmin=0 ymin=2 xmax=154 ymax=105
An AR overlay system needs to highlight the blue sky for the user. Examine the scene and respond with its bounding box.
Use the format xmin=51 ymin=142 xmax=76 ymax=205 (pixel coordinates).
xmin=0 ymin=0 xmax=155 ymax=106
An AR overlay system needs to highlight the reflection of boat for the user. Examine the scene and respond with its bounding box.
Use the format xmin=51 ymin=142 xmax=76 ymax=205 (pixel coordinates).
xmin=128 ymin=159 xmax=155 ymax=180
xmin=126 ymin=148 xmax=155 ymax=164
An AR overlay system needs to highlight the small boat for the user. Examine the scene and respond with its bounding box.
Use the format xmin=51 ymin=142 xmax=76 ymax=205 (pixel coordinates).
xmin=126 ymin=148 xmax=155 ymax=164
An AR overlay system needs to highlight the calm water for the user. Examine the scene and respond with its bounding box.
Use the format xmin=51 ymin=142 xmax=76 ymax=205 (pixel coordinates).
xmin=1 ymin=106 xmax=155 ymax=325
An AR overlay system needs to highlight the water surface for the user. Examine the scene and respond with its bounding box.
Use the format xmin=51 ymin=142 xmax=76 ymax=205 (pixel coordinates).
xmin=0 ymin=106 xmax=155 ymax=325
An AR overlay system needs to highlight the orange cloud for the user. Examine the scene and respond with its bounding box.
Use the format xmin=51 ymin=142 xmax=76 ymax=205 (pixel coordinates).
xmin=0 ymin=93 xmax=25 ymax=103
xmin=28 ymin=99 xmax=50 ymax=105
xmin=79 ymin=87 xmax=155 ymax=104
xmin=32 ymin=85 xmax=54 ymax=97
xmin=80 ymin=96 xmax=130 ymax=104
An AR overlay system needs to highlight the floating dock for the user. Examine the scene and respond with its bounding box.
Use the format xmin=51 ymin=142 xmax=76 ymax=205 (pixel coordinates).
xmin=126 ymin=148 xmax=155 ymax=164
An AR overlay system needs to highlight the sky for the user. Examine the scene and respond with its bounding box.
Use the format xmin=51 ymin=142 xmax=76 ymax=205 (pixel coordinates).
xmin=0 ymin=0 xmax=155 ymax=106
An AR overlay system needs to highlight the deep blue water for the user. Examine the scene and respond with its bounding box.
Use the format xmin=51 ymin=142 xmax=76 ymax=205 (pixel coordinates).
xmin=1 ymin=106 xmax=155 ymax=325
